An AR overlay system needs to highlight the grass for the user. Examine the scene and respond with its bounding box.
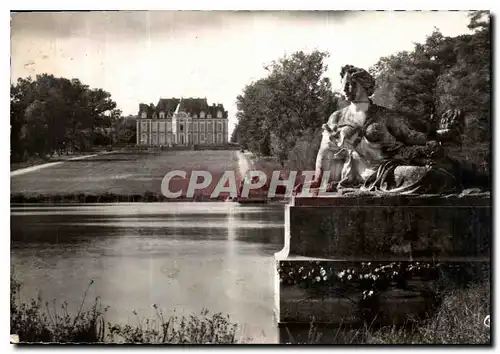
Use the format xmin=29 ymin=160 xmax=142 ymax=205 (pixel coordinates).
xmin=10 ymin=149 xmax=111 ymax=171
xmin=107 ymin=308 xmax=237 ymax=344
xmin=11 ymin=269 xmax=490 ymax=344
xmin=283 ymin=282 xmax=491 ymax=345
xmin=10 ymin=273 xmax=238 ymax=344
xmin=11 ymin=150 xmax=241 ymax=199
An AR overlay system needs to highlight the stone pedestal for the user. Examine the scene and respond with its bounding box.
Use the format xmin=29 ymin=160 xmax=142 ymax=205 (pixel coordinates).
xmin=274 ymin=193 xmax=491 ymax=343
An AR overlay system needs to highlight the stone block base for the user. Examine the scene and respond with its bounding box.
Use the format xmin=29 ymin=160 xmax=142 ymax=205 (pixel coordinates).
xmin=274 ymin=195 xmax=491 ymax=343
xmin=274 ymin=259 xmax=489 ymax=343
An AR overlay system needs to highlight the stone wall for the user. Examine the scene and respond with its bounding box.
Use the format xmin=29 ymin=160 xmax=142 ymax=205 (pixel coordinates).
xmin=274 ymin=193 xmax=491 ymax=343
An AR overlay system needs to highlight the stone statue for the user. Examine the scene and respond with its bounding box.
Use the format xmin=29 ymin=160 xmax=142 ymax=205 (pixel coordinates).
xmin=296 ymin=64 xmax=486 ymax=195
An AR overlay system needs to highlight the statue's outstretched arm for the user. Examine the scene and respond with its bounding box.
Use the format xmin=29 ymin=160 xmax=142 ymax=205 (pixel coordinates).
xmin=387 ymin=114 xmax=429 ymax=146
xmin=387 ymin=109 xmax=464 ymax=147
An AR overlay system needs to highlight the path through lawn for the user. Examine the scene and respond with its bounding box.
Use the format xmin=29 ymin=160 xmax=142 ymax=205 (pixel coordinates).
xmin=11 ymin=150 xmax=240 ymax=198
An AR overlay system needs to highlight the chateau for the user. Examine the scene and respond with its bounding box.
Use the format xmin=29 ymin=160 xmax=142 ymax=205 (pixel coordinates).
xmin=136 ymin=97 xmax=229 ymax=146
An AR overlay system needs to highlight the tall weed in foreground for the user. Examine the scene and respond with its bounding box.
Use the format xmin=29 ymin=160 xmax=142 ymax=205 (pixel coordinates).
xmin=10 ymin=274 xmax=106 ymax=343
xmin=413 ymin=282 xmax=491 ymax=344
xmin=10 ymin=273 xmax=238 ymax=344
xmin=107 ymin=307 xmax=237 ymax=344
xmin=283 ymin=282 xmax=490 ymax=344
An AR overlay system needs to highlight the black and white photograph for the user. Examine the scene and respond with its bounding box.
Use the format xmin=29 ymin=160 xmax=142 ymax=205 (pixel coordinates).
xmin=9 ymin=9 xmax=491 ymax=345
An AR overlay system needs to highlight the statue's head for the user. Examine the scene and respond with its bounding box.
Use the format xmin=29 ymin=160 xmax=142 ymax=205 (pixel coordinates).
xmin=340 ymin=65 xmax=375 ymax=102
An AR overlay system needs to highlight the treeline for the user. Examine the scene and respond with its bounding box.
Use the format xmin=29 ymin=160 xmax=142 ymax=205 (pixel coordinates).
xmin=231 ymin=50 xmax=340 ymax=168
xmin=10 ymin=74 xmax=135 ymax=162
xmin=232 ymin=11 xmax=490 ymax=170
xmin=370 ymin=10 xmax=490 ymax=165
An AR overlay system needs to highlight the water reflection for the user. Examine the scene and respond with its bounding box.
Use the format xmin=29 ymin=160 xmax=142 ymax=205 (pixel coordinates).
xmin=11 ymin=203 xmax=284 ymax=343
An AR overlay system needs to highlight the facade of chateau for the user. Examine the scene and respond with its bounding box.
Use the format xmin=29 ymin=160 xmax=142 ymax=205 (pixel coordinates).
xmin=136 ymin=97 xmax=229 ymax=146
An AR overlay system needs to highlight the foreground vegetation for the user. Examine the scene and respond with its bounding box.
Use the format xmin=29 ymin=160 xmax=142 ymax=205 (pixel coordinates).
xmin=367 ymin=281 xmax=490 ymax=344
xmin=286 ymin=282 xmax=490 ymax=345
xmin=10 ymin=275 xmax=237 ymax=344
xmin=11 ymin=273 xmax=490 ymax=344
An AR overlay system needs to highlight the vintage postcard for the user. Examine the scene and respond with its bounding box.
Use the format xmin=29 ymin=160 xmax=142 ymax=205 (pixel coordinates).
xmin=10 ymin=10 xmax=491 ymax=345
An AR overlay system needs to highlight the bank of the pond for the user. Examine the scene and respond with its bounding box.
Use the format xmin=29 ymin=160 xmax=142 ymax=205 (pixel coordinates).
xmin=11 ymin=276 xmax=239 ymax=344
xmin=10 ymin=192 xmax=290 ymax=204
xmin=11 ymin=273 xmax=490 ymax=344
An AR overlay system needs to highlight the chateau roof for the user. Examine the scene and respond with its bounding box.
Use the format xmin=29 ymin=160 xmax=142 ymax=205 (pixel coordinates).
xmin=156 ymin=98 xmax=182 ymax=113
xmin=138 ymin=97 xmax=228 ymax=118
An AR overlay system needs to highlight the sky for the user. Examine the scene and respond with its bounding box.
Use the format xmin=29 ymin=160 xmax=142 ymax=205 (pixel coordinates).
xmin=10 ymin=10 xmax=475 ymax=135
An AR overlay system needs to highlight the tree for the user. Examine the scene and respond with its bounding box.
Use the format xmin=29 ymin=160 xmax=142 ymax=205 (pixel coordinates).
xmin=230 ymin=124 xmax=239 ymax=144
xmin=10 ymin=74 xmax=118 ymax=161
xmin=371 ymin=29 xmax=456 ymax=132
xmin=235 ymin=78 xmax=273 ymax=155
xmin=436 ymin=11 xmax=490 ymax=166
xmin=370 ymin=11 xmax=490 ymax=167
xmin=11 ymin=77 xmax=36 ymax=160
xmin=235 ymin=50 xmax=338 ymax=165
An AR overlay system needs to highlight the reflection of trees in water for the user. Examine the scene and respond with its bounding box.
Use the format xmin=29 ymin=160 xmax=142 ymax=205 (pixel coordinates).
xmin=10 ymin=205 xmax=285 ymax=247
xmin=235 ymin=207 xmax=284 ymax=246
xmin=11 ymin=213 xmax=122 ymax=245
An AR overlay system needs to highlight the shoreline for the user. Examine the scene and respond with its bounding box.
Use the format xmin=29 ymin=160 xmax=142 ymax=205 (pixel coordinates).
xmin=10 ymin=193 xmax=290 ymax=204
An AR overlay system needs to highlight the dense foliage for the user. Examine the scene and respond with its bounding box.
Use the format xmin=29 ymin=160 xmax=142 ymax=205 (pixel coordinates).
xmin=370 ymin=11 xmax=490 ymax=166
xmin=234 ymin=50 xmax=339 ymax=166
xmin=10 ymin=74 xmax=126 ymax=162
xmin=234 ymin=11 xmax=490 ymax=170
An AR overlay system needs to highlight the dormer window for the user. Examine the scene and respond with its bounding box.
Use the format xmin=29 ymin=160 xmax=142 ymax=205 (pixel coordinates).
xmin=159 ymin=111 xmax=165 ymax=119
xmin=141 ymin=112 xmax=147 ymax=118
xmin=193 ymin=113 xmax=198 ymax=118
xmin=200 ymin=111 xmax=205 ymax=119
xmin=217 ymin=110 xmax=222 ymax=118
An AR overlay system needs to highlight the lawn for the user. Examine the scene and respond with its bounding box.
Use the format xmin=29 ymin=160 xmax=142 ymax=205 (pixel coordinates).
xmin=11 ymin=150 xmax=241 ymax=199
